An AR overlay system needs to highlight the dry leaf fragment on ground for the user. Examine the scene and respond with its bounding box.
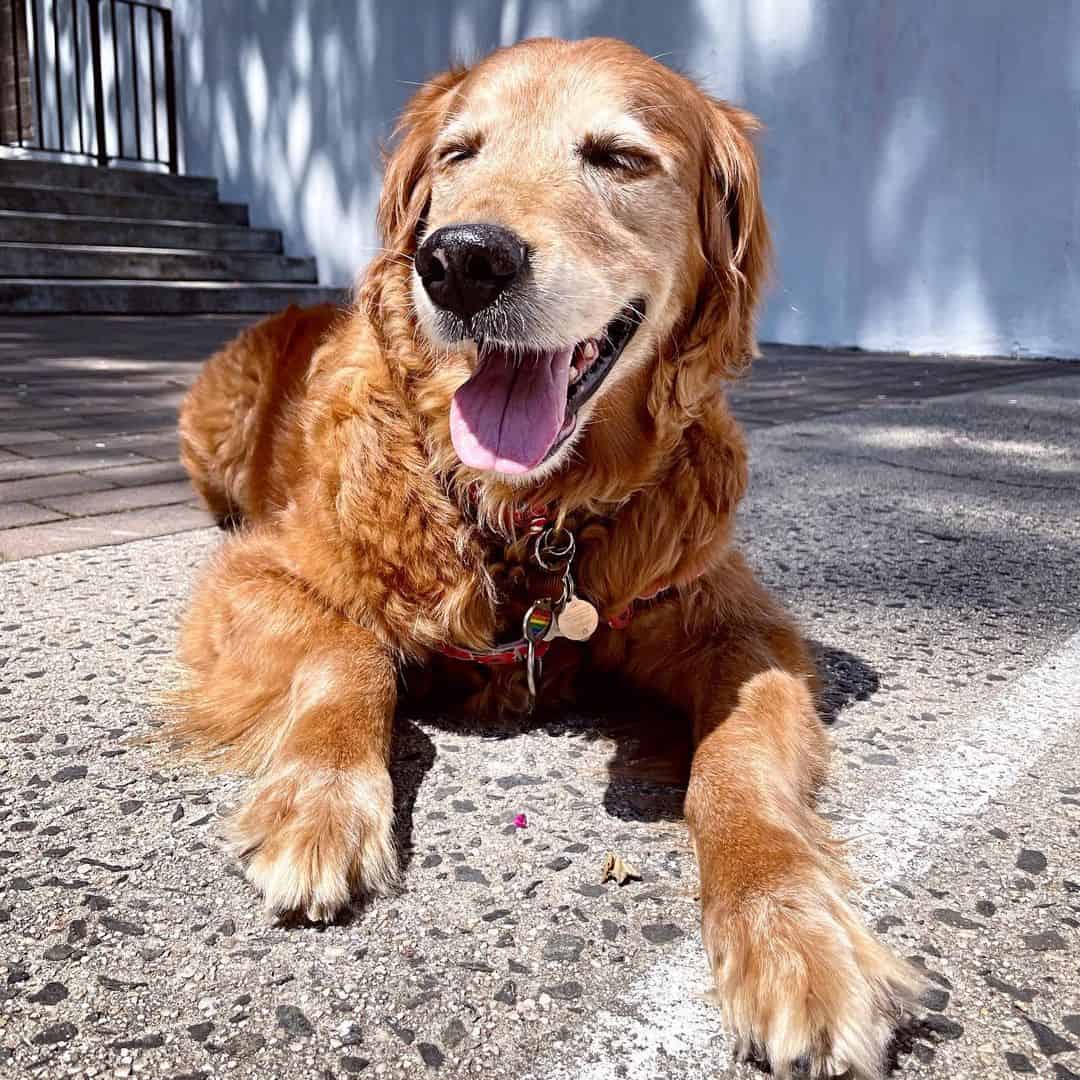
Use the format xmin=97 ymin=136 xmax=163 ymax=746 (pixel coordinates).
xmin=600 ymin=851 xmax=641 ymax=886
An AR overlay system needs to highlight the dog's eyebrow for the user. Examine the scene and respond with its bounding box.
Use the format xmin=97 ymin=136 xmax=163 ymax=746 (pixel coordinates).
xmin=436 ymin=119 xmax=481 ymax=144
xmin=599 ymin=108 xmax=662 ymax=143
xmin=434 ymin=126 xmax=483 ymax=152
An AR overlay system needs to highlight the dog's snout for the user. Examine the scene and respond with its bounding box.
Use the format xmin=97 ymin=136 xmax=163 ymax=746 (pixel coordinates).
xmin=416 ymin=224 xmax=528 ymax=320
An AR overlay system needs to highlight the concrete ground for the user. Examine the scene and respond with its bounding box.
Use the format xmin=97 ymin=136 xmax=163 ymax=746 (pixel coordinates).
xmin=1 ymin=317 xmax=1078 ymax=1080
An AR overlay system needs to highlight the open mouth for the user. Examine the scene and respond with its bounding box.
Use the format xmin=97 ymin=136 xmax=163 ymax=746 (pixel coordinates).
xmin=448 ymin=300 xmax=646 ymax=474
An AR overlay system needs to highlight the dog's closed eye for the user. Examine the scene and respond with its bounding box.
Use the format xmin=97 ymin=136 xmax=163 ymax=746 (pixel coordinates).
xmin=577 ymin=133 xmax=658 ymax=177
xmin=436 ymin=133 xmax=483 ymax=167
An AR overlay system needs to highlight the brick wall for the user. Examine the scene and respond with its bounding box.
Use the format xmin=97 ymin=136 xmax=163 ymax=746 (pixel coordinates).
xmin=0 ymin=1 xmax=34 ymax=145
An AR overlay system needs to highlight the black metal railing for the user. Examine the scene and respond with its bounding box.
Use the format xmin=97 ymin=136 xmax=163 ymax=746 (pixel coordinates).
xmin=1 ymin=0 xmax=177 ymax=172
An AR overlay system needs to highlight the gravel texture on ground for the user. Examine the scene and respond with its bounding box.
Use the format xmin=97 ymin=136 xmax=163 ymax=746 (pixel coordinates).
xmin=1 ymin=368 xmax=1078 ymax=1080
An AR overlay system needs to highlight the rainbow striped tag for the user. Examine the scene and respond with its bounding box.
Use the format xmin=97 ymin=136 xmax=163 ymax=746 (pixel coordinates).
xmin=523 ymin=602 xmax=554 ymax=642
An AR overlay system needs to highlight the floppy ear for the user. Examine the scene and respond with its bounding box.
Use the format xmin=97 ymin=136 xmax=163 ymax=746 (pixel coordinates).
xmin=377 ymin=67 xmax=471 ymax=256
xmin=706 ymin=101 xmax=770 ymax=349
xmin=669 ymin=101 xmax=771 ymax=411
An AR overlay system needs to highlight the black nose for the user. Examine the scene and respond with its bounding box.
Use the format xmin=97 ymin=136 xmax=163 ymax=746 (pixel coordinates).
xmin=415 ymin=224 xmax=528 ymax=321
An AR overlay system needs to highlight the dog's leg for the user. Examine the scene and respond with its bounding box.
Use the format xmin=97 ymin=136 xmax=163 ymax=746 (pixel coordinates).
xmin=687 ymin=669 xmax=921 ymax=1078
xmin=171 ymin=535 xmax=398 ymax=921
xmin=602 ymin=567 xmax=920 ymax=1078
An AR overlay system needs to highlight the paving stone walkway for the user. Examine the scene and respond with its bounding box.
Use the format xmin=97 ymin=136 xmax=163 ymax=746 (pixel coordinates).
xmin=0 ymin=315 xmax=1069 ymax=561
xmin=0 ymin=316 xmax=249 ymax=559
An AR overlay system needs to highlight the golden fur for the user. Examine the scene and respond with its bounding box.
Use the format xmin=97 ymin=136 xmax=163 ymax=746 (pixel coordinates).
xmin=171 ymin=37 xmax=919 ymax=1078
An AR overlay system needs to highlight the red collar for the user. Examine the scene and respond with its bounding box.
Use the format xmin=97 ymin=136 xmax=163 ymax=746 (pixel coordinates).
xmin=513 ymin=502 xmax=551 ymax=535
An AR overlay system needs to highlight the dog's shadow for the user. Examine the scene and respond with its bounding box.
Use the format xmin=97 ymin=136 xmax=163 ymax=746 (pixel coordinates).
xmin=389 ymin=716 xmax=439 ymax=870
xmin=813 ymin=640 xmax=881 ymax=725
xmin=390 ymin=640 xmax=881 ymax=846
xmin=592 ymin=640 xmax=879 ymax=823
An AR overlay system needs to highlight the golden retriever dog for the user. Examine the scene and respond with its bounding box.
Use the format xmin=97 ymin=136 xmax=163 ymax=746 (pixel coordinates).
xmin=173 ymin=37 xmax=918 ymax=1079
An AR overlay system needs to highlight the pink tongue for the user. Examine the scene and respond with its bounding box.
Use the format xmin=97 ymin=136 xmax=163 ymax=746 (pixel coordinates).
xmin=450 ymin=346 xmax=573 ymax=473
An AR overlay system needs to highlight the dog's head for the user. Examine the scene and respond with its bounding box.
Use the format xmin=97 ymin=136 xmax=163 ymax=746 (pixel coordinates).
xmin=375 ymin=37 xmax=768 ymax=485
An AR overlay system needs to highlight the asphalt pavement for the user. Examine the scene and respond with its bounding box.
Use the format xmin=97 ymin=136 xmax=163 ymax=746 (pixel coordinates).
xmin=1 ymin=325 xmax=1078 ymax=1080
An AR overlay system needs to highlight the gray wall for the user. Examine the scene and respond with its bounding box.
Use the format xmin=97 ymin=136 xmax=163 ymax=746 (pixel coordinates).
xmin=173 ymin=1 xmax=1080 ymax=359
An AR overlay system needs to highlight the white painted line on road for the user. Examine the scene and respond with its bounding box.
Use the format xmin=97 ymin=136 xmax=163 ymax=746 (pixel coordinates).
xmin=856 ymin=626 xmax=1080 ymax=882
xmin=534 ymin=627 xmax=1080 ymax=1080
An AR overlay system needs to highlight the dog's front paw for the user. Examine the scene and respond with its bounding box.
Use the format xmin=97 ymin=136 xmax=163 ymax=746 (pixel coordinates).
xmin=229 ymin=764 xmax=397 ymax=921
xmin=702 ymin=865 xmax=921 ymax=1079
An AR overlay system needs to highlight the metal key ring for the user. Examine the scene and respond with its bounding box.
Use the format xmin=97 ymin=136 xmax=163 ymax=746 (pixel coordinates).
xmin=556 ymin=570 xmax=574 ymax=608
xmin=534 ymin=526 xmax=575 ymax=571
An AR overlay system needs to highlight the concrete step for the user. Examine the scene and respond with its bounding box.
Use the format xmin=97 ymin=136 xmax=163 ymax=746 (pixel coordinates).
xmin=0 ymin=279 xmax=347 ymax=314
xmin=0 ymin=211 xmax=282 ymax=253
xmin=0 ymin=243 xmax=317 ymax=283
xmin=0 ymin=157 xmax=218 ymax=200
xmin=0 ymin=184 xmax=248 ymax=225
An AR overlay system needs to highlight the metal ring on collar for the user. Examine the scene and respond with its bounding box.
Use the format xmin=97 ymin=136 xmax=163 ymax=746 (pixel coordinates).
xmin=534 ymin=526 xmax=575 ymax=571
